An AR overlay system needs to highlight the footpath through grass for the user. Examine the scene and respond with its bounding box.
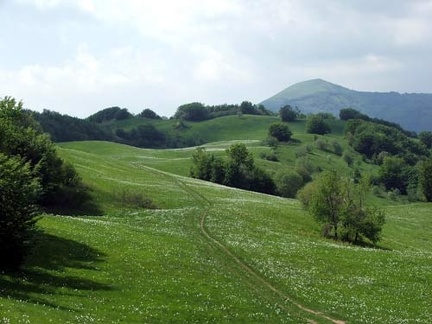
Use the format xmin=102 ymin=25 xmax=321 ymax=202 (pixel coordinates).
xmin=1 ymin=141 xmax=431 ymax=323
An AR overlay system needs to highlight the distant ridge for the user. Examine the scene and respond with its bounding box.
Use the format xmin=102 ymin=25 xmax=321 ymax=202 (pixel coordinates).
xmin=260 ymin=79 xmax=432 ymax=132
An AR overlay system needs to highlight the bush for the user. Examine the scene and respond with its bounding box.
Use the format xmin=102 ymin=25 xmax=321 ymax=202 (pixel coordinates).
xmin=268 ymin=123 xmax=292 ymax=142
xmin=279 ymin=105 xmax=297 ymax=122
xmin=306 ymin=115 xmax=331 ymax=135
xmin=296 ymin=181 xmax=316 ymax=209
xmin=275 ymin=171 xmax=303 ymax=198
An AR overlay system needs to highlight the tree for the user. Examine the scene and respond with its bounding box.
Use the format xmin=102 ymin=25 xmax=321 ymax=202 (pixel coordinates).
xmin=138 ymin=108 xmax=161 ymax=119
xmin=268 ymin=123 xmax=293 ymax=142
xmin=309 ymin=170 xmax=344 ymax=239
xmin=341 ymin=176 xmax=385 ymax=244
xmin=0 ymin=154 xmax=40 ymax=271
xmin=239 ymin=101 xmax=255 ymax=114
xmin=379 ymin=156 xmax=410 ymax=194
xmin=279 ymin=105 xmax=297 ymax=122
xmin=305 ymin=114 xmax=331 ymax=135
xmin=174 ymin=102 xmax=209 ymax=121
xmin=0 ymin=97 xmax=89 ymax=209
xmin=190 ymin=143 xmax=275 ymax=194
xmin=420 ymin=158 xmax=432 ymax=202
xmin=306 ymin=170 xmax=385 ymax=244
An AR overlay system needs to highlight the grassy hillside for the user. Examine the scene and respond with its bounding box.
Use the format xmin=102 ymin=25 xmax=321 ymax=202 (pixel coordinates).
xmin=1 ymin=139 xmax=431 ymax=323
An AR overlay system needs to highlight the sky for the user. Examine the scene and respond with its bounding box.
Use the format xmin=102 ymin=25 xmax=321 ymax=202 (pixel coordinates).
xmin=1 ymin=0 xmax=432 ymax=118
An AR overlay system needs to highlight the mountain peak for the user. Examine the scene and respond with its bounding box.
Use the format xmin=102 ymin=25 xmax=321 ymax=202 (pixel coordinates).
xmin=260 ymin=79 xmax=432 ymax=132
xmin=274 ymin=79 xmax=351 ymax=100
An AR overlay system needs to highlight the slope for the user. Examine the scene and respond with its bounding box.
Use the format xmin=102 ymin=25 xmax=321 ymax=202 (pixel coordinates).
xmin=2 ymin=140 xmax=431 ymax=323
xmin=261 ymin=79 xmax=432 ymax=132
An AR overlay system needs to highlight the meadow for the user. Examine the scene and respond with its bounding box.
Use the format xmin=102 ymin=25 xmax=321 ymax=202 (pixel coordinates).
xmin=1 ymin=135 xmax=431 ymax=323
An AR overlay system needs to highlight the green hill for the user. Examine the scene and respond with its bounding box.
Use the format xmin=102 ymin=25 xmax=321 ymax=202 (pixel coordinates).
xmin=1 ymin=139 xmax=431 ymax=323
xmin=260 ymin=79 xmax=432 ymax=132
xmin=2 ymin=106 xmax=432 ymax=323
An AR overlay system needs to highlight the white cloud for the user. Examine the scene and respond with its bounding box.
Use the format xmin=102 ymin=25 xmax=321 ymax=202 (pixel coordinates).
xmin=2 ymin=0 xmax=432 ymax=116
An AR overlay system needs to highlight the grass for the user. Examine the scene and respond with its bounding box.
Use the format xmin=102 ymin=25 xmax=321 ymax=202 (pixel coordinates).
xmin=2 ymin=134 xmax=431 ymax=322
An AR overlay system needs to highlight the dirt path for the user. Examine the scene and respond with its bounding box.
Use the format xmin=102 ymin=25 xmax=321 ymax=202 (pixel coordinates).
xmin=200 ymin=209 xmax=345 ymax=324
xmin=135 ymin=165 xmax=346 ymax=323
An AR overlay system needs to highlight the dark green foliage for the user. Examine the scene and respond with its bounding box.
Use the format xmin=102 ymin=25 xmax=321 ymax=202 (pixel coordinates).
xmin=0 ymin=154 xmax=40 ymax=271
xmin=268 ymin=123 xmax=292 ymax=142
xmin=33 ymin=110 xmax=114 ymax=142
xmin=340 ymin=177 xmax=385 ymax=244
xmin=138 ymin=108 xmax=161 ymax=119
xmin=87 ymin=107 xmax=132 ymax=123
xmin=0 ymin=97 xmax=90 ymax=210
xmin=419 ymin=131 xmax=432 ymax=149
xmin=116 ymin=124 xmax=166 ymax=148
xmin=275 ymin=170 xmax=303 ymax=198
xmin=0 ymin=96 xmax=95 ymax=270
xmin=305 ymin=115 xmax=331 ymax=135
xmin=174 ymin=101 xmax=273 ymax=122
xmin=174 ymin=102 xmax=209 ymax=121
xmin=339 ymin=108 xmax=368 ymax=121
xmin=190 ymin=144 xmax=275 ymax=195
xmin=309 ymin=170 xmax=344 ymax=239
xmin=378 ymin=156 xmax=411 ymax=194
xmin=345 ymin=119 xmax=428 ymax=163
xmin=419 ymin=158 xmax=432 ymax=201
xmin=279 ymin=105 xmax=297 ymax=122
xmin=306 ymin=170 xmax=385 ymax=244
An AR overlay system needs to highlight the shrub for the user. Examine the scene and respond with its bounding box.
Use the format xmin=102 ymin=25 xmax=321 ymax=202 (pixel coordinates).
xmin=296 ymin=181 xmax=316 ymax=209
xmin=268 ymin=123 xmax=292 ymax=142
xmin=275 ymin=171 xmax=303 ymax=198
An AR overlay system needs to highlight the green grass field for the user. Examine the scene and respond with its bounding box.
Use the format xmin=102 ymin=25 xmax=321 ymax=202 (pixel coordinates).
xmin=1 ymin=134 xmax=431 ymax=322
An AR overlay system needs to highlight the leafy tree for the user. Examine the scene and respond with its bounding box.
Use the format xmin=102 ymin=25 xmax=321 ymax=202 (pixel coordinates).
xmin=309 ymin=170 xmax=344 ymax=239
xmin=306 ymin=170 xmax=385 ymax=244
xmin=138 ymin=108 xmax=161 ymax=119
xmin=341 ymin=176 xmax=385 ymax=244
xmin=419 ymin=158 xmax=432 ymax=202
xmin=305 ymin=114 xmax=331 ymax=135
xmin=0 ymin=154 xmax=40 ymax=271
xmin=239 ymin=101 xmax=256 ymax=114
xmin=190 ymin=143 xmax=275 ymax=195
xmin=379 ymin=156 xmax=410 ymax=194
xmin=0 ymin=97 xmax=89 ymax=210
xmin=114 ymin=108 xmax=132 ymax=120
xmin=174 ymin=102 xmax=208 ymax=121
xmin=279 ymin=105 xmax=297 ymax=122
xmin=268 ymin=123 xmax=292 ymax=142
xmin=87 ymin=106 xmax=132 ymax=123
